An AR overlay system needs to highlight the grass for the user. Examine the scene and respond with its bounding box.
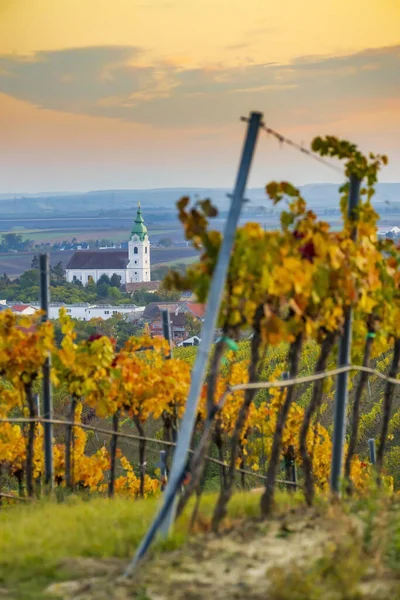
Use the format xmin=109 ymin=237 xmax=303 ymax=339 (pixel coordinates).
xmin=2 ymin=490 xmax=400 ymax=599
xmin=0 ymin=489 xmax=284 ymax=598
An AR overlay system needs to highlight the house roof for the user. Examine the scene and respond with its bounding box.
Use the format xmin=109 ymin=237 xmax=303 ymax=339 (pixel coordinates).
xmin=170 ymin=312 xmax=186 ymax=327
xmin=149 ymin=312 xmax=185 ymax=328
xmin=66 ymin=250 xmax=129 ymax=270
xmin=126 ymin=281 xmax=160 ymax=293
xmin=11 ymin=304 xmax=36 ymax=312
xmin=185 ymin=302 xmax=205 ymax=319
xmin=143 ymin=302 xmax=182 ymax=320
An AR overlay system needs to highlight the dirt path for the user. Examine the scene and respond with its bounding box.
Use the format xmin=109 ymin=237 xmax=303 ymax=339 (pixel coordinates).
xmin=42 ymin=505 xmax=400 ymax=600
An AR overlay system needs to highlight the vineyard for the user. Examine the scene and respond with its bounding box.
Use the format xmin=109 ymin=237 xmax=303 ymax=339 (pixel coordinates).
xmin=2 ymin=134 xmax=400 ymax=597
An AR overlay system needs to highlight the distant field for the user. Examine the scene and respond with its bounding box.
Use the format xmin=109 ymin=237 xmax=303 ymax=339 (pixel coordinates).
xmin=0 ymin=227 xmax=180 ymax=244
xmin=0 ymin=246 xmax=198 ymax=277
xmin=154 ymin=256 xmax=199 ymax=267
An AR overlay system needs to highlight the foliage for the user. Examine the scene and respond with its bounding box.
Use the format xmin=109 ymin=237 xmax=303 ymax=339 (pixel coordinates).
xmin=164 ymin=134 xmax=397 ymax=524
xmin=1 ymin=134 xmax=400 ymax=529
xmin=0 ymin=233 xmax=33 ymax=253
xmin=130 ymin=287 xmax=181 ymax=306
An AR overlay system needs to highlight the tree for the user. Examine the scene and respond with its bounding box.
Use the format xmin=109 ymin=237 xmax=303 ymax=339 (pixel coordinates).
xmin=87 ymin=279 xmax=97 ymax=293
xmin=130 ymin=288 xmax=180 ymax=306
xmin=31 ymin=255 xmax=39 ymax=269
xmin=97 ymin=282 xmax=110 ymax=298
xmin=0 ymin=233 xmax=24 ymax=252
xmin=110 ymin=273 xmax=121 ymax=288
xmin=97 ymin=274 xmax=111 ymax=286
xmin=185 ymin=313 xmax=201 ymax=337
xmin=108 ymin=286 xmax=122 ymax=301
xmin=51 ymin=261 xmax=65 ymax=282
xmin=0 ymin=273 xmax=11 ymax=289
xmin=19 ymin=269 xmax=40 ymax=289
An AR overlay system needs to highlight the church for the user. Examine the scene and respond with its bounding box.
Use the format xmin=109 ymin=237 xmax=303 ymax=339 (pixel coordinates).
xmin=65 ymin=204 xmax=152 ymax=287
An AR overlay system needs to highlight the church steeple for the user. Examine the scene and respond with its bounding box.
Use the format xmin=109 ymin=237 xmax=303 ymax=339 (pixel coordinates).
xmin=127 ymin=202 xmax=151 ymax=283
xmin=130 ymin=202 xmax=148 ymax=241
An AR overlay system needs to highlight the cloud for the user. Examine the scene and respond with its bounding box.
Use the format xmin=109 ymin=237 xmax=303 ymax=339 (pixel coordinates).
xmin=0 ymin=44 xmax=398 ymax=128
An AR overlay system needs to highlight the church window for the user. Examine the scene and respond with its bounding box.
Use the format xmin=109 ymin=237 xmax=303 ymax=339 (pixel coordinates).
xmin=145 ymin=247 xmax=148 ymax=254
xmin=134 ymin=247 xmax=138 ymax=254
xmin=135 ymin=260 xmax=137 ymax=264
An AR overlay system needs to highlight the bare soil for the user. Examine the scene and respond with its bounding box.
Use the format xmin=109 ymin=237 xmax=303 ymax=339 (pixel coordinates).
xmin=42 ymin=503 xmax=400 ymax=600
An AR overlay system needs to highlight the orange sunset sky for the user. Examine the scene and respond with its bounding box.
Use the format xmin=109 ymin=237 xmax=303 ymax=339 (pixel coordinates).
xmin=0 ymin=0 xmax=399 ymax=193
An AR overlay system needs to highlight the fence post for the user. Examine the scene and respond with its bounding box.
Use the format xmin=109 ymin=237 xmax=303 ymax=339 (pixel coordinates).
xmin=368 ymin=438 xmax=376 ymax=465
xmin=162 ymin=310 xmax=172 ymax=359
xmin=39 ymin=254 xmax=53 ymax=490
xmin=124 ymin=111 xmax=262 ymax=576
xmin=330 ymin=175 xmax=361 ymax=495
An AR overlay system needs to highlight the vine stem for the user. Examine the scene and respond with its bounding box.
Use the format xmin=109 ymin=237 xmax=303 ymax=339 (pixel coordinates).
xmin=134 ymin=416 xmax=146 ymax=498
xmin=299 ymin=332 xmax=336 ymax=506
xmin=108 ymin=410 xmax=119 ymax=498
xmin=377 ymin=337 xmax=400 ymax=479
xmin=65 ymin=397 xmax=77 ymax=490
xmin=176 ymin=340 xmax=226 ymax=518
xmin=345 ymin=325 xmax=375 ymax=491
xmin=25 ymin=383 xmax=36 ymax=498
xmin=261 ymin=332 xmax=303 ymax=517
xmin=211 ymin=315 xmax=262 ymax=532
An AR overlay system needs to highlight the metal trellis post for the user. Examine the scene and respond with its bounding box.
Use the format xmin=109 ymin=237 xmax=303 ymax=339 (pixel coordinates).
xmin=162 ymin=309 xmax=172 ymax=359
xmin=123 ymin=111 xmax=263 ymax=577
xmin=330 ymin=175 xmax=361 ymax=494
xmin=40 ymin=254 xmax=53 ymax=489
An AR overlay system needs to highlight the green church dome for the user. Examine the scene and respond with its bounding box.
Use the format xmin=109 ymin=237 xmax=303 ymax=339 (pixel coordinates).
xmin=130 ymin=203 xmax=148 ymax=241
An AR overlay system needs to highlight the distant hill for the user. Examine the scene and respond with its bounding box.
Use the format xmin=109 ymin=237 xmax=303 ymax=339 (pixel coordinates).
xmin=0 ymin=184 xmax=399 ymax=216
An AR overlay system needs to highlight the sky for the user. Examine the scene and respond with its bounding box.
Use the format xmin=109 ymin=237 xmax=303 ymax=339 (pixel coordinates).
xmin=0 ymin=0 xmax=399 ymax=193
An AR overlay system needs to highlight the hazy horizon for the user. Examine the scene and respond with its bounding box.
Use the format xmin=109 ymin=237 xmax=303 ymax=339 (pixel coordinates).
xmin=2 ymin=181 xmax=400 ymax=199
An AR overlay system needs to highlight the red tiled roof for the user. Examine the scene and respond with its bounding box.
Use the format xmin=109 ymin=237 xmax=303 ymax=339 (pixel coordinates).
xmin=11 ymin=304 xmax=35 ymax=312
xmin=186 ymin=302 xmax=205 ymax=318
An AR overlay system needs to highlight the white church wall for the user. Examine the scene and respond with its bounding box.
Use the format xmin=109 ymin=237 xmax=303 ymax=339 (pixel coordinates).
xmin=66 ymin=269 xmax=127 ymax=285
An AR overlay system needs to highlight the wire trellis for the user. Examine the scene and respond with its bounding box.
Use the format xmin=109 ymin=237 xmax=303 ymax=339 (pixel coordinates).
xmin=241 ymin=116 xmax=345 ymax=176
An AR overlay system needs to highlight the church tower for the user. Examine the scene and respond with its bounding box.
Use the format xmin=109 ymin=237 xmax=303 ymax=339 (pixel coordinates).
xmin=127 ymin=203 xmax=151 ymax=283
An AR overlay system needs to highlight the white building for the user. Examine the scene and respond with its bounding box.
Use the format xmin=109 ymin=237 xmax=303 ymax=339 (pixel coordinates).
xmin=41 ymin=303 xmax=145 ymax=321
xmin=177 ymin=335 xmax=201 ymax=347
xmin=10 ymin=304 xmax=38 ymax=315
xmin=65 ymin=203 xmax=151 ymax=286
